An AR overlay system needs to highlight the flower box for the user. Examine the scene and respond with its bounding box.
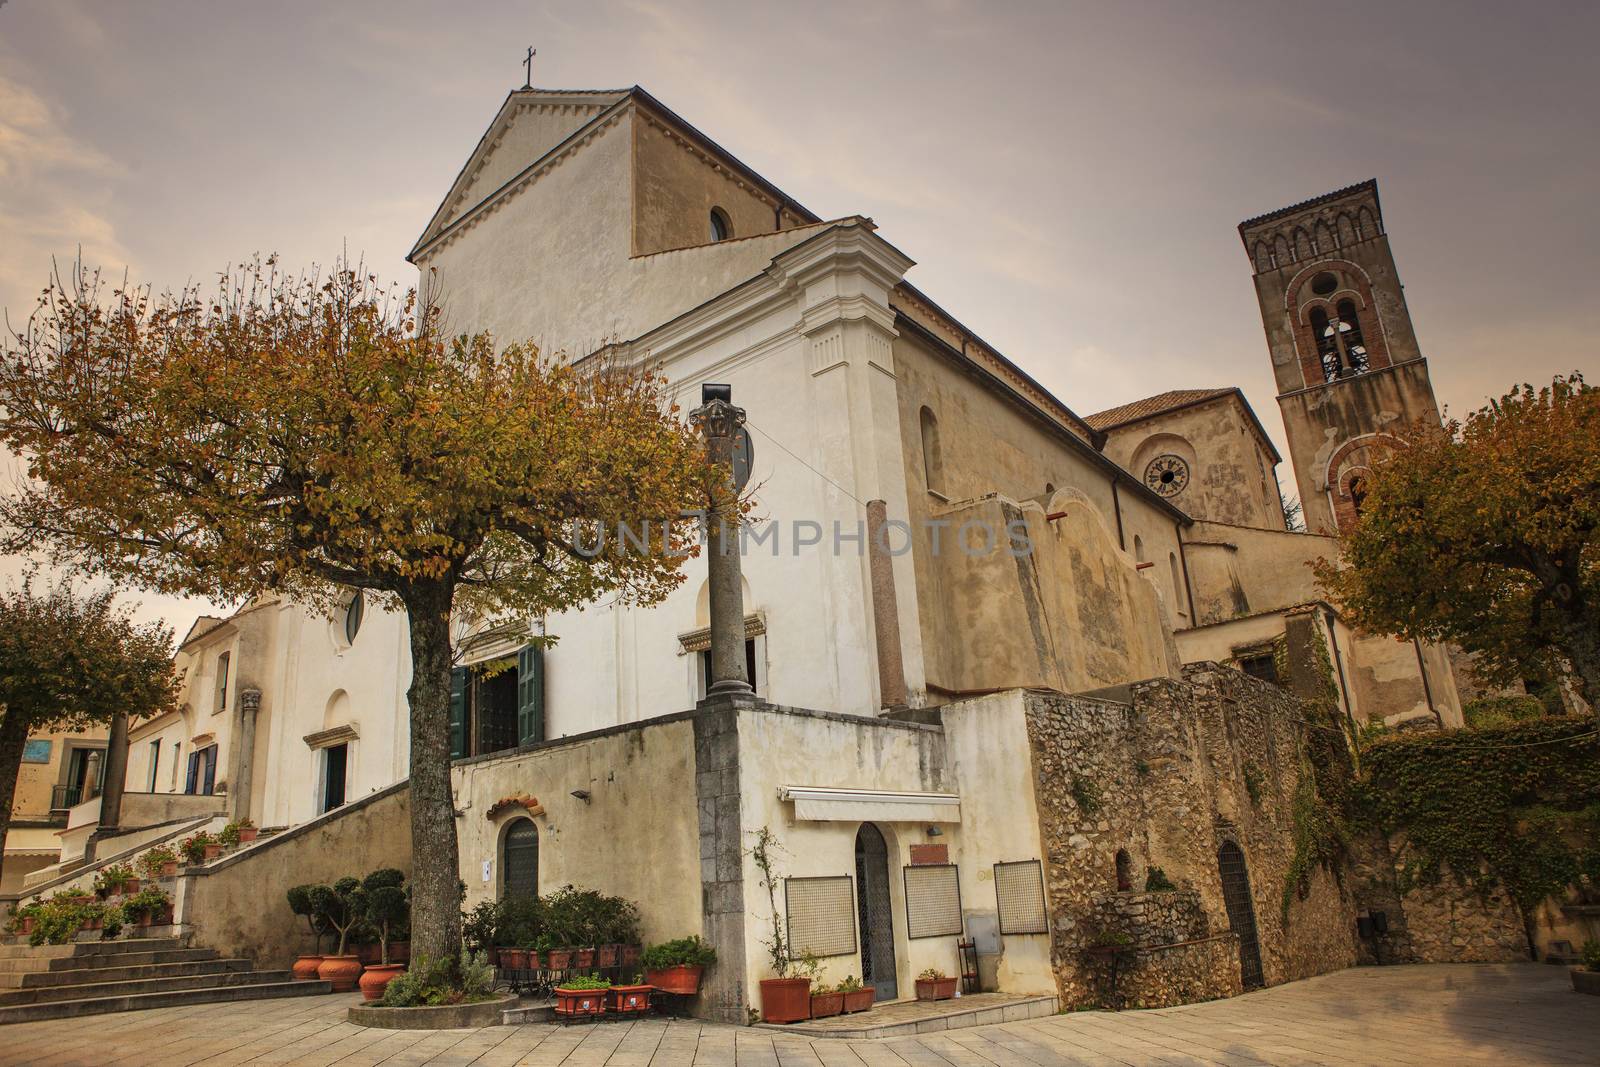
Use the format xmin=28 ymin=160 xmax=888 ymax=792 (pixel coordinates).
xmin=159 ymin=860 xmax=179 ymax=878
xmin=810 ymin=991 xmax=845 ymax=1018
xmin=915 ymin=977 xmax=958 ymax=1002
xmin=842 ymin=987 xmax=875 ymax=1013
xmin=644 ymin=964 xmax=703 ymax=995
xmin=500 ymin=948 xmax=529 ymax=971
xmin=574 ymin=947 xmax=596 ymax=969
xmin=547 ymin=948 xmax=573 ymax=970
xmin=621 ymin=943 xmax=641 ymax=967
xmin=609 ymin=983 xmax=653 ymax=1015
xmin=597 ymin=944 xmax=619 ymax=968
xmin=553 ymin=986 xmax=607 ymax=1018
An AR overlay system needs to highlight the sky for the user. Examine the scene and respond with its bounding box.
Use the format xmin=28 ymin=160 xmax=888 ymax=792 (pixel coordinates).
xmin=0 ymin=0 xmax=1595 ymax=635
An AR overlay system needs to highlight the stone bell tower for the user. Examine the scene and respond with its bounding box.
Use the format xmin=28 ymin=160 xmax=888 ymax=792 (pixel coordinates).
xmin=1239 ymin=180 xmax=1441 ymax=534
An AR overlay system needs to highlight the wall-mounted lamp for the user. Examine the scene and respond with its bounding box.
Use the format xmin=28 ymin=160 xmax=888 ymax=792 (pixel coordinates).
xmin=570 ymin=789 xmax=591 ymax=804
xmin=925 ymin=826 xmax=943 ymax=837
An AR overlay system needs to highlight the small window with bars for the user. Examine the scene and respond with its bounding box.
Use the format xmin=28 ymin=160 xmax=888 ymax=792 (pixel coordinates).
xmin=994 ymin=860 xmax=1049 ymax=935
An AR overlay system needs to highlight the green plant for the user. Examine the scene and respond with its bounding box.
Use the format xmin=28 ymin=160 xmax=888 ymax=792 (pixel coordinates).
xmin=139 ymin=845 xmax=177 ymax=880
xmin=4 ymin=899 xmax=42 ymax=933
xmin=1242 ymin=762 xmax=1265 ymax=806
xmin=365 ymin=885 xmax=409 ymax=965
xmin=791 ymin=949 xmax=821 ymax=982
xmin=749 ymin=826 xmax=795 ymax=978
xmin=28 ymin=892 xmax=103 ymax=946
xmin=1084 ymin=929 xmax=1133 ymax=951
xmin=1144 ymin=867 xmax=1176 ymax=892
xmin=1462 ymin=695 xmax=1547 ymax=731
xmin=640 ymin=935 xmax=717 ymax=971
xmin=178 ymin=831 xmax=216 ymax=865
xmin=538 ymin=885 xmax=639 ymax=946
xmin=1069 ymin=775 xmax=1102 ymax=816
xmin=497 ymin=895 xmax=543 ymax=948
xmin=1581 ymin=940 xmax=1600 ymax=973
xmin=217 ymin=818 xmax=256 ymax=847
xmin=287 ymin=884 xmax=329 ymax=954
xmin=120 ymin=886 xmax=172 ymax=924
xmin=461 ymin=899 xmax=500 ymax=954
xmin=561 ymin=973 xmax=612 ymax=990
xmin=835 ymin=975 xmax=864 ymax=992
xmin=94 ymin=863 xmax=135 ymax=895
xmin=917 ymin=967 xmax=949 ymax=981
xmin=309 ymin=877 xmax=367 ymax=957
xmin=380 ymin=949 xmax=496 ymax=1007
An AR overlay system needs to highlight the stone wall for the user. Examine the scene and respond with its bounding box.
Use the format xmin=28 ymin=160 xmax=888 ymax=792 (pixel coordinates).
xmin=1023 ymin=664 xmax=1357 ymax=1007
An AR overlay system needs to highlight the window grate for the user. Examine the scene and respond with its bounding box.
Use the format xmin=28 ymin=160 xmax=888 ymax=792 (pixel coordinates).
xmin=994 ymin=860 xmax=1048 ymax=935
xmin=785 ymin=876 xmax=857 ymax=958
xmin=903 ymin=863 xmax=963 ymax=939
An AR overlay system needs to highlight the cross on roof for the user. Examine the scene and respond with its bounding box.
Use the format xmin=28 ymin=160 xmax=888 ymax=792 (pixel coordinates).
xmin=522 ymin=46 xmax=535 ymax=89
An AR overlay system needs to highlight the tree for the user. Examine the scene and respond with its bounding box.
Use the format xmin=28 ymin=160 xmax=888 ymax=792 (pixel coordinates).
xmin=0 ymin=581 xmax=180 ymax=884
xmin=0 ymin=260 xmax=709 ymax=976
xmin=1316 ymin=375 xmax=1599 ymax=721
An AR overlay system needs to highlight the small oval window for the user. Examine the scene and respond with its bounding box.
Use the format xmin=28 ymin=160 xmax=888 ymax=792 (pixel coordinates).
xmin=1310 ymin=271 xmax=1338 ymax=297
xmin=343 ymin=591 xmax=364 ymax=644
xmin=709 ymin=207 xmax=732 ymax=243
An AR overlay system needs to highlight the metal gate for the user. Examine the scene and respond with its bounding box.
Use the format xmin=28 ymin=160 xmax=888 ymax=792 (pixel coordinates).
xmin=502 ymin=819 xmax=539 ymax=898
xmin=1218 ymin=840 xmax=1264 ymax=989
xmin=855 ymin=824 xmax=898 ymax=1000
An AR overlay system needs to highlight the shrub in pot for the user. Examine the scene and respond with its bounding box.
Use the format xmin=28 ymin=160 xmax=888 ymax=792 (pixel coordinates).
xmin=93 ymin=863 xmax=136 ymax=898
xmin=357 ymin=880 xmax=410 ymax=1001
xmin=179 ymin=831 xmax=219 ymax=866
xmin=609 ymin=977 xmax=653 ymax=1015
xmin=461 ymin=899 xmax=501 ymax=963
xmin=287 ymin=884 xmax=331 ymax=979
xmin=309 ymin=878 xmax=368 ymax=991
xmin=641 ymin=935 xmax=717 ymax=994
xmin=121 ymin=887 xmax=173 ymax=928
xmin=914 ymin=968 xmax=958 ymax=1001
xmin=495 ymin=894 xmax=542 ymax=971
xmin=836 ymin=974 xmax=874 ymax=1013
xmin=5 ymin=900 xmax=43 ymax=937
xmin=751 ymin=827 xmax=812 ymax=1023
xmin=217 ymin=818 xmax=258 ymax=848
xmin=554 ymin=974 xmax=610 ymax=1019
xmin=1574 ymin=940 xmax=1600 ymax=996
xmin=140 ymin=845 xmax=179 ymax=880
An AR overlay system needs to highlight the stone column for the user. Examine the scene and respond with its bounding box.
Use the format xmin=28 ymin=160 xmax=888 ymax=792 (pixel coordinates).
xmin=97 ymin=711 xmax=130 ymax=832
xmin=866 ymin=499 xmax=908 ymax=710
xmin=691 ymin=386 xmax=754 ymax=701
xmin=232 ymin=687 xmax=262 ymax=822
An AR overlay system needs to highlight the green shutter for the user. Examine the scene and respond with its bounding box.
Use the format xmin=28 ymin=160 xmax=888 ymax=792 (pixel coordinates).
xmin=449 ymin=666 xmax=468 ymax=760
xmin=517 ymin=644 xmax=544 ymax=746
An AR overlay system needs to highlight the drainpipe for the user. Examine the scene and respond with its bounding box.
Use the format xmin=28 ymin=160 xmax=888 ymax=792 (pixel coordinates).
xmin=1176 ymin=522 xmax=1196 ymax=621
xmin=1111 ymin=479 xmax=1126 ymax=550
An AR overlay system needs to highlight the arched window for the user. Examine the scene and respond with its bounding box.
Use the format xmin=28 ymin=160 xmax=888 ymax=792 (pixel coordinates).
xmin=1347 ymin=475 xmax=1367 ymax=518
xmin=709 ymin=207 xmax=732 ymax=243
xmin=501 ymin=819 xmax=538 ymax=899
xmin=1169 ymin=552 xmax=1185 ymax=616
xmin=919 ymin=406 xmax=944 ymax=495
xmin=1334 ymin=299 xmax=1370 ymax=375
xmin=1133 ymin=534 xmax=1145 ymax=563
xmin=1115 ymin=849 xmax=1133 ymax=892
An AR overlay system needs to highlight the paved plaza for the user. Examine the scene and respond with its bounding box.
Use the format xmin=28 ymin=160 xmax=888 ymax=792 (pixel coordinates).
xmin=5 ymin=964 xmax=1594 ymax=1066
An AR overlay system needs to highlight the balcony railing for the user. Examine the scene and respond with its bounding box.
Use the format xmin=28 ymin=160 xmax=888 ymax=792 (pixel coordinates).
xmin=49 ymin=783 xmax=99 ymax=811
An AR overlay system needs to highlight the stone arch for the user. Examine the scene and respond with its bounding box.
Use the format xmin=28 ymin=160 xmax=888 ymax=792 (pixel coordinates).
xmin=1358 ymin=205 xmax=1379 ymax=239
xmin=1283 ymin=259 xmax=1391 ymax=385
xmin=323 ymin=689 xmax=350 ymax=731
xmin=1313 ymin=219 xmax=1334 ymax=255
xmin=1292 ymin=227 xmax=1313 ymax=261
xmin=1253 ymin=241 xmax=1272 ymax=273
xmin=1336 ymin=212 xmax=1357 ymax=246
xmin=497 ymin=815 xmax=539 ymax=899
xmin=1273 ymin=234 xmax=1291 ymax=267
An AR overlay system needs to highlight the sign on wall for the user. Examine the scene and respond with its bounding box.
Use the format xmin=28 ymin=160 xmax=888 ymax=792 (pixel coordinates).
xmin=21 ymin=739 xmax=51 ymax=764
xmin=785 ymin=876 xmax=857 ymax=958
xmin=994 ymin=860 xmax=1049 ymax=935
xmin=903 ymin=863 xmax=963 ymax=939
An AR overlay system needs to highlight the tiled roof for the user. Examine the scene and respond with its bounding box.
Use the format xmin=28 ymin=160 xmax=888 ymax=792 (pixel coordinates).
xmin=1084 ymin=389 xmax=1236 ymax=432
xmin=1238 ymin=179 xmax=1377 ymax=231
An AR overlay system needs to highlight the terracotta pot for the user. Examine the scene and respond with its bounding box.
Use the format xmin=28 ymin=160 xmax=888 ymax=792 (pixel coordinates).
xmin=621 ymin=943 xmax=641 ymax=967
xmin=842 ymin=987 xmax=875 ymax=1013
xmin=645 ymin=964 xmax=704 ymax=995
xmin=597 ymin=944 xmax=619 ymax=968
xmin=135 ymin=911 xmax=153 ymax=928
xmin=915 ymin=977 xmax=958 ymax=1002
xmin=18 ymin=917 xmax=34 ymax=935
xmin=759 ymin=978 xmax=811 ymax=1023
xmin=237 ymin=827 xmax=259 ymax=843
xmin=574 ymin=947 xmax=596 ymax=968
xmin=292 ymin=955 xmax=325 ymax=981
xmin=160 ymin=860 xmax=179 ymax=878
xmin=356 ymin=943 xmax=382 ymax=966
xmin=121 ymin=878 xmax=140 ymax=896
xmin=609 ymin=983 xmax=652 ymax=1014
xmin=554 ymin=986 xmax=607 ymax=1018
xmin=358 ymin=963 xmax=406 ymax=1001
xmin=318 ymin=954 xmax=363 ymax=992
xmin=389 ymin=941 xmax=409 ymax=965
xmin=547 ymin=948 xmax=573 ymax=970
xmin=156 ymin=906 xmax=174 ymax=926
xmin=810 ymin=991 xmax=845 ymax=1018
xmin=500 ymin=947 xmax=528 ymax=970
xmin=202 ymin=843 xmax=223 ymax=861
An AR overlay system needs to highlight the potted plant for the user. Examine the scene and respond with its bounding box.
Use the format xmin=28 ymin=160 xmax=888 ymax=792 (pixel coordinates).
xmin=641 ymin=935 xmax=717 ymax=994
xmin=93 ymin=863 xmax=137 ymax=898
xmin=810 ymin=980 xmax=845 ymax=1019
xmin=121 ymin=886 xmax=174 ymax=928
xmin=836 ymin=974 xmax=874 ymax=1014
xmin=546 ymin=937 xmax=573 ymax=972
xmin=217 ymin=818 xmax=258 ymax=848
xmin=1574 ymin=940 xmax=1600 ymax=996
xmin=6 ymin=900 xmax=42 ymax=937
xmin=287 ymin=884 xmax=329 ymax=979
xmin=553 ymin=974 xmax=610 ymax=1019
xmin=609 ymin=974 xmax=653 ymax=1015
xmin=357 ymin=876 xmax=409 ymax=1001
xmin=915 ymin=968 xmax=958 ymax=1001
xmin=311 ymin=878 xmax=367 ymax=991
xmin=179 ymin=831 xmax=219 ymax=866
xmin=140 ymin=845 xmax=179 ymax=880
xmin=751 ymin=827 xmax=812 ymax=1023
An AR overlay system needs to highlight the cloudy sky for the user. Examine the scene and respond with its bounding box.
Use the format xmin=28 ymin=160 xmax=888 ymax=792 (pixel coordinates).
xmin=1 ymin=0 xmax=1594 ymax=633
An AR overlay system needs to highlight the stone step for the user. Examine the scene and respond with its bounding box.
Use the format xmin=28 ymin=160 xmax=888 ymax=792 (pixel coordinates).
xmin=0 ymin=937 xmax=182 ymax=961
xmin=0 ymin=957 xmax=252 ymax=989
xmin=0 ymin=969 xmax=297 ymax=1006
xmin=0 ymin=948 xmax=217 ymax=975
xmin=0 ymin=978 xmax=332 ymax=1025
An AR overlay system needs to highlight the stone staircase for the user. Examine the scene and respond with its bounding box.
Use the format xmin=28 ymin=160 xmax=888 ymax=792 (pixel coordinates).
xmin=0 ymin=937 xmax=330 ymax=1024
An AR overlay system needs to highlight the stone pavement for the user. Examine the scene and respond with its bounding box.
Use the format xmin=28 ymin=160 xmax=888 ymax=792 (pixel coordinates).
xmin=4 ymin=964 xmax=1594 ymax=1066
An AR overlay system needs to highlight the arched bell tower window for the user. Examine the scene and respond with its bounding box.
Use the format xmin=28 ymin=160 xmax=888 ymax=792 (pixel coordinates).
xmin=1312 ymin=300 xmax=1372 ymax=382
xmin=1347 ymin=475 xmax=1367 ymax=518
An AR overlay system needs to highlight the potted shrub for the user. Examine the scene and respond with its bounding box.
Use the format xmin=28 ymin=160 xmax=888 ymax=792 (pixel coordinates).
xmin=609 ymin=976 xmax=653 ymax=1015
xmin=6 ymin=900 xmax=43 ymax=937
xmin=179 ymin=831 xmax=219 ymax=866
xmin=93 ymin=863 xmax=136 ymax=898
xmin=641 ymin=935 xmax=717 ymax=994
xmin=357 ymin=878 xmax=410 ymax=1002
xmin=915 ymin=968 xmax=958 ymax=1001
xmin=121 ymin=886 xmax=174 ymax=928
xmin=462 ymin=899 xmax=501 ymax=965
xmin=140 ymin=845 xmax=179 ymax=880
xmin=495 ymin=894 xmax=541 ymax=972
xmin=751 ymin=827 xmax=812 ymax=1023
xmin=217 ymin=818 xmax=258 ymax=848
xmin=287 ymin=884 xmax=330 ymax=979
xmin=553 ymin=974 xmax=610 ymax=1019
xmin=1574 ymin=940 xmax=1600 ymax=996
xmin=810 ymin=980 xmax=845 ymax=1019
xmin=311 ymin=878 xmax=367 ymax=991
xmin=837 ymin=974 xmax=874 ymax=1014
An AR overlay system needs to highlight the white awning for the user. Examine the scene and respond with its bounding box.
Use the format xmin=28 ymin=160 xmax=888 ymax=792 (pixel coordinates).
xmin=779 ymin=785 xmax=961 ymax=824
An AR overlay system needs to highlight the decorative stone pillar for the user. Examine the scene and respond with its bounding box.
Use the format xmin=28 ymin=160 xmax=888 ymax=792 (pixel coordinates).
xmin=232 ymin=687 xmax=262 ymax=822
xmin=690 ymin=386 xmax=754 ymax=701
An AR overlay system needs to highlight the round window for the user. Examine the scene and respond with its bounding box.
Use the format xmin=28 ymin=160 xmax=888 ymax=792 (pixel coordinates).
xmin=1144 ymin=454 xmax=1190 ymax=498
xmin=1310 ymin=271 xmax=1338 ymax=297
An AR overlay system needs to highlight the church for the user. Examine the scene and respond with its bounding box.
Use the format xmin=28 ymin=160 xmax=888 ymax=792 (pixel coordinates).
xmin=19 ymin=83 xmax=1539 ymax=1023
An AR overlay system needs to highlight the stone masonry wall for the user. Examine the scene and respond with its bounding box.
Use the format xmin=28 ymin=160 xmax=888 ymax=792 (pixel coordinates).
xmin=1023 ymin=664 xmax=1357 ymax=1008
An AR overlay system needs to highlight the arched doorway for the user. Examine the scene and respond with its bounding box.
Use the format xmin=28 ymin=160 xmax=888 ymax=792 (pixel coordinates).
xmin=502 ymin=819 xmax=539 ymax=899
xmin=855 ymin=824 xmax=897 ymax=1001
xmin=1217 ymin=840 xmax=1263 ymax=988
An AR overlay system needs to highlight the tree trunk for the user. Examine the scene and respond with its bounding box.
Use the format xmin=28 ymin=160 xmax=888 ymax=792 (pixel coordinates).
xmin=0 ymin=711 xmax=34 ymax=889
xmin=1554 ymin=606 xmax=1600 ymax=726
xmin=402 ymin=582 xmax=464 ymax=975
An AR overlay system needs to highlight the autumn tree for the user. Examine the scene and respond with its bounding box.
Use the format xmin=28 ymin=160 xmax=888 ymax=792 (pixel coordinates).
xmin=1316 ymin=375 xmax=1599 ymax=720
xmin=0 ymin=582 xmax=180 ymax=885
xmin=0 ymin=260 xmax=709 ymax=975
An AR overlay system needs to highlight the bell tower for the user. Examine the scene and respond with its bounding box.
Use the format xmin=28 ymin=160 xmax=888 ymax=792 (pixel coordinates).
xmin=1239 ymin=180 xmax=1441 ymax=534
